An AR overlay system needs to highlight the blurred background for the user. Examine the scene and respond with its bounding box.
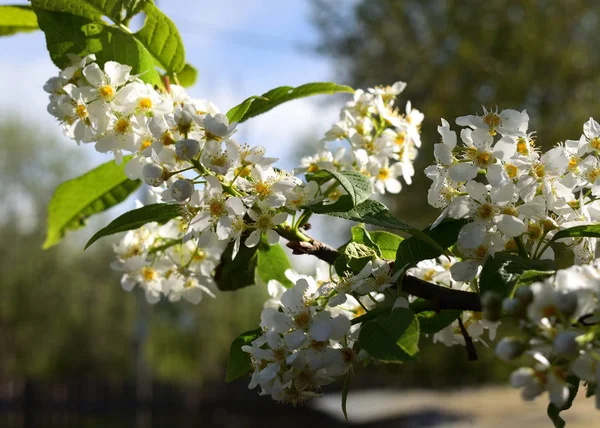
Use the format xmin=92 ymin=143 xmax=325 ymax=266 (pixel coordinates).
xmin=1 ymin=0 xmax=600 ymax=426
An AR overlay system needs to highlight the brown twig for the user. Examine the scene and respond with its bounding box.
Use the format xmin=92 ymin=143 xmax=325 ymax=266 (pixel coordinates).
xmin=284 ymin=235 xmax=482 ymax=313
xmin=457 ymin=317 xmax=478 ymax=361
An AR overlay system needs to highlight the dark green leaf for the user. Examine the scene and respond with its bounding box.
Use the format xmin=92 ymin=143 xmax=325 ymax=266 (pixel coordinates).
xmin=394 ymin=219 xmax=468 ymax=272
xmin=547 ymin=375 xmax=579 ymax=428
xmin=225 ymin=328 xmax=261 ymax=383
xmin=552 ymin=224 xmax=600 ymax=241
xmin=358 ymin=308 xmax=419 ymax=362
xmin=325 ymin=199 xmax=444 ymax=253
xmin=369 ymin=230 xmax=403 ymax=260
xmin=341 ymin=371 xmax=351 ymax=422
xmin=417 ymin=310 xmax=462 ymax=334
xmin=256 ymin=242 xmax=293 ymax=288
xmin=227 ymin=82 xmax=354 ymax=123
xmin=480 ymin=253 xmax=556 ymax=298
xmin=44 ymin=158 xmax=141 ymax=249
xmin=215 ymin=240 xmax=259 ymax=291
xmin=0 ymin=5 xmax=38 ymax=36
xmin=84 ymin=203 xmax=181 ymax=249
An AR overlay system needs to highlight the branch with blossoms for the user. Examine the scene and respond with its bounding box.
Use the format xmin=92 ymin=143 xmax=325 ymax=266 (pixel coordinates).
xmin=10 ymin=1 xmax=600 ymax=426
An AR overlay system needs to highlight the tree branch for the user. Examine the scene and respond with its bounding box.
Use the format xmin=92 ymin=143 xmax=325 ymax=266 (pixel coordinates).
xmin=285 ymin=235 xmax=482 ymax=313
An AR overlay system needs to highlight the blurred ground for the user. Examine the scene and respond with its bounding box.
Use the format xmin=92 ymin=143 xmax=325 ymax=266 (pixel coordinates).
xmin=314 ymin=386 xmax=598 ymax=427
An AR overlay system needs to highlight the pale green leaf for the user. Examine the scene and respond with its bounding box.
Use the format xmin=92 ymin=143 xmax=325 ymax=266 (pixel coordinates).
xmin=256 ymin=242 xmax=293 ymax=288
xmin=175 ymin=63 xmax=198 ymax=87
xmin=0 ymin=5 xmax=38 ymax=37
xmin=369 ymin=230 xmax=403 ymax=260
xmin=43 ymin=158 xmax=140 ymax=249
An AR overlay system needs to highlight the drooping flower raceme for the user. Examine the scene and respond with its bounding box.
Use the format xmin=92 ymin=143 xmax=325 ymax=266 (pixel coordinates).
xmin=426 ymin=110 xmax=600 ymax=282
xmin=298 ymin=81 xmax=423 ymax=196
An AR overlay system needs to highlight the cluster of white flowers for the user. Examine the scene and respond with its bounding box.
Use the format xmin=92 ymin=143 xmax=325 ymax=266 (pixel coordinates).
xmin=427 ymin=109 xmax=600 ymax=282
xmin=298 ymin=82 xmax=423 ymax=196
xmin=111 ymin=212 xmax=223 ymax=304
xmin=43 ymin=56 xmax=326 ymax=302
xmin=495 ymin=261 xmax=600 ymax=409
xmin=244 ymin=267 xmax=359 ymax=403
xmin=408 ymin=256 xmax=499 ymax=346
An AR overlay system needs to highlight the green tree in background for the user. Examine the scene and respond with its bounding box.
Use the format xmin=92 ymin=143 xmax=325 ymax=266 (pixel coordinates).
xmin=312 ymin=0 xmax=600 ymax=225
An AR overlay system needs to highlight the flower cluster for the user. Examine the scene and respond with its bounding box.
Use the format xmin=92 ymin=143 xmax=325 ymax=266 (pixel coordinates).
xmin=111 ymin=213 xmax=223 ymax=304
xmin=298 ymin=82 xmax=423 ymax=196
xmin=427 ymin=109 xmax=600 ymax=282
xmin=43 ymin=56 xmax=326 ymax=302
xmin=494 ymin=261 xmax=600 ymax=409
xmin=244 ymin=273 xmax=356 ymax=403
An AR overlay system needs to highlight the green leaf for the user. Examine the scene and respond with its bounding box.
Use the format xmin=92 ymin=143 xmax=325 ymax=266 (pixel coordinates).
xmin=256 ymin=242 xmax=293 ymax=288
xmin=325 ymin=199 xmax=444 ymax=254
xmin=515 ymin=269 xmax=555 ymax=287
xmin=350 ymin=225 xmax=381 ymax=256
xmin=341 ymin=371 xmax=351 ymax=422
xmin=225 ymin=328 xmax=261 ymax=383
xmin=358 ymin=308 xmax=419 ymax=363
xmin=547 ymin=375 xmax=579 ymax=428
xmin=306 ymin=169 xmax=373 ymax=213
xmin=417 ymin=309 xmax=462 ymax=334
xmin=214 ymin=240 xmax=259 ymax=291
xmin=84 ymin=203 xmax=181 ymax=249
xmin=175 ymin=63 xmax=198 ymax=87
xmin=134 ymin=1 xmax=185 ymax=73
xmin=32 ymin=8 xmax=161 ymax=86
xmin=345 ymin=242 xmax=377 ymax=272
xmin=0 ymin=5 xmax=38 ymax=37
xmin=552 ymin=224 xmax=600 ymax=241
xmin=480 ymin=253 xmax=556 ymax=298
xmin=31 ymin=0 xmax=186 ymax=86
xmin=369 ymin=231 xmax=403 ymax=260
xmin=44 ymin=158 xmax=141 ymax=249
xmin=227 ymin=82 xmax=354 ymax=123
xmin=394 ymin=219 xmax=468 ymax=272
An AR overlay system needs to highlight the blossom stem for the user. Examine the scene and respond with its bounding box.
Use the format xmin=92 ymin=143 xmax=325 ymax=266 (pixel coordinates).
xmin=515 ymin=237 xmax=530 ymax=259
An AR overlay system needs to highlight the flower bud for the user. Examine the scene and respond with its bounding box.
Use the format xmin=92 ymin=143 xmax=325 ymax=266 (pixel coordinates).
xmin=553 ymin=331 xmax=579 ymax=359
xmin=170 ymin=179 xmax=194 ymax=201
xmin=503 ymin=298 xmax=527 ymax=319
xmin=514 ymin=286 xmax=534 ymax=306
xmin=175 ymin=104 xmax=195 ymax=126
xmin=482 ymin=291 xmax=503 ymax=321
xmin=143 ymin=163 xmax=166 ymax=187
xmin=555 ymin=292 xmax=578 ymax=319
xmin=495 ymin=337 xmax=526 ymax=361
xmin=175 ymin=139 xmax=200 ymax=160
